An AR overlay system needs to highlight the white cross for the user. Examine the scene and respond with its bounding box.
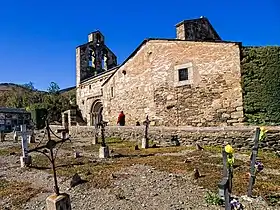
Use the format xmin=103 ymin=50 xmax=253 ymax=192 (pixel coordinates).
xmin=15 ymin=125 xmax=33 ymax=158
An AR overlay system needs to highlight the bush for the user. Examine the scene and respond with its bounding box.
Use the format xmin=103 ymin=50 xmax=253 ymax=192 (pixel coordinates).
xmin=241 ymin=46 xmax=280 ymax=125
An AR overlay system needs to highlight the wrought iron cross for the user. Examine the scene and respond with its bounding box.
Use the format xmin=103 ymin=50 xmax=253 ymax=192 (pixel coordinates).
xmin=28 ymin=121 xmax=70 ymax=195
xmin=97 ymin=120 xmax=108 ymax=147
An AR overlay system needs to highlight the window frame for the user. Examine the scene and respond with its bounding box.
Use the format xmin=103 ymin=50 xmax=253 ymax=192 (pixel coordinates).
xmin=174 ymin=62 xmax=193 ymax=87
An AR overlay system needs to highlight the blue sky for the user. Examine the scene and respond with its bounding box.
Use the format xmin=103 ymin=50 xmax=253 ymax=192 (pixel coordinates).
xmin=0 ymin=0 xmax=279 ymax=91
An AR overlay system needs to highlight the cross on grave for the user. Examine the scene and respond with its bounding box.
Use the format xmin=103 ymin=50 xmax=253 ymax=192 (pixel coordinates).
xmin=218 ymin=149 xmax=233 ymax=210
xmin=97 ymin=121 xmax=109 ymax=158
xmin=28 ymin=121 xmax=72 ymax=210
xmin=247 ymin=127 xmax=260 ymax=197
xmin=142 ymin=115 xmax=150 ymax=149
xmin=15 ymin=125 xmax=33 ymax=167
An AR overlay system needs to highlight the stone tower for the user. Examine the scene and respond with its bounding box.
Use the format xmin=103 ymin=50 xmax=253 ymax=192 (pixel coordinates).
xmin=76 ymin=31 xmax=117 ymax=87
xmin=175 ymin=17 xmax=221 ymax=41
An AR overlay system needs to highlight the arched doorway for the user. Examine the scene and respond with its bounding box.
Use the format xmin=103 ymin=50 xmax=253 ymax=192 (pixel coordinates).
xmin=90 ymin=100 xmax=103 ymax=126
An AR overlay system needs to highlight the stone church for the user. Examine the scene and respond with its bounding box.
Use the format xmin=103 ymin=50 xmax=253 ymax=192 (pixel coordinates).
xmin=76 ymin=17 xmax=244 ymax=127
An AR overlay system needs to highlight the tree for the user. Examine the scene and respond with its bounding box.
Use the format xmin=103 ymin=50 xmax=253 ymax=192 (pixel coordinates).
xmin=47 ymin=82 xmax=60 ymax=94
xmin=22 ymin=82 xmax=36 ymax=91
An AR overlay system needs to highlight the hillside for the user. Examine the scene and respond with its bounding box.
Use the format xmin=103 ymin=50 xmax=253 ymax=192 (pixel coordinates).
xmin=0 ymin=82 xmax=76 ymax=122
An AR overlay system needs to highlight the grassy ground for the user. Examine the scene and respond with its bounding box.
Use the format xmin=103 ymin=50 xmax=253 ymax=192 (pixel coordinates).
xmin=1 ymin=137 xmax=280 ymax=206
xmin=0 ymin=178 xmax=44 ymax=209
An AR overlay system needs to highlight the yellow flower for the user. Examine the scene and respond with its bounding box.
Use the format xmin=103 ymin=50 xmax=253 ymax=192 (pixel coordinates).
xmin=260 ymin=127 xmax=268 ymax=133
xmin=259 ymin=127 xmax=268 ymax=141
xmin=225 ymin=145 xmax=234 ymax=154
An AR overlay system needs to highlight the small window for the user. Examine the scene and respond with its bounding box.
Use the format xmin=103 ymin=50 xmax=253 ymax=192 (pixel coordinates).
xmin=174 ymin=62 xmax=193 ymax=87
xmin=178 ymin=68 xmax=188 ymax=81
xmin=110 ymin=87 xmax=114 ymax=98
xmin=89 ymin=85 xmax=91 ymax=89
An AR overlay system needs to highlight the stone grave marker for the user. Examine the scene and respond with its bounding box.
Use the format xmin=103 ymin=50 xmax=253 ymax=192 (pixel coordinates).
xmin=98 ymin=121 xmax=109 ymax=158
xmin=28 ymin=121 xmax=72 ymax=210
xmin=142 ymin=115 xmax=150 ymax=149
xmin=16 ymin=125 xmax=32 ymax=167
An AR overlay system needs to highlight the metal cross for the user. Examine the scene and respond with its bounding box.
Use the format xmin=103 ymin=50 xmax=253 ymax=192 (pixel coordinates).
xmin=248 ymin=127 xmax=260 ymax=197
xmin=28 ymin=121 xmax=70 ymax=195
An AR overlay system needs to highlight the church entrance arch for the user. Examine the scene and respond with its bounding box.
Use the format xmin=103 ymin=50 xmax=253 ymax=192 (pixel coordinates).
xmin=90 ymin=100 xmax=103 ymax=126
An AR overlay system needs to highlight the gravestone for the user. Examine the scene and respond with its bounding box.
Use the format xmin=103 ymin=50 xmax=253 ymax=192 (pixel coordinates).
xmin=16 ymin=125 xmax=32 ymax=167
xmin=46 ymin=193 xmax=71 ymax=210
xmin=142 ymin=115 xmax=150 ymax=149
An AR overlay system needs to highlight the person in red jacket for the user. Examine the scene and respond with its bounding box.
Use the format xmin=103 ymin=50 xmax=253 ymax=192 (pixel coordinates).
xmin=117 ymin=111 xmax=125 ymax=126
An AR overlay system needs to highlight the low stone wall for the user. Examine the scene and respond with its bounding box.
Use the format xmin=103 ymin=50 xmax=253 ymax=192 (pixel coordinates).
xmin=50 ymin=125 xmax=280 ymax=151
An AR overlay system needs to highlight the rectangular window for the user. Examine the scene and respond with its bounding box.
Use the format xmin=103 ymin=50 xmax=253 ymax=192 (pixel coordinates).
xmin=178 ymin=68 xmax=189 ymax=81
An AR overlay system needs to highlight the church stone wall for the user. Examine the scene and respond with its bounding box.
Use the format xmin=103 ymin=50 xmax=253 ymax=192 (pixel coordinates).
xmin=102 ymin=40 xmax=243 ymax=126
xmin=76 ymin=71 xmax=115 ymax=125
xmin=102 ymin=45 xmax=156 ymax=126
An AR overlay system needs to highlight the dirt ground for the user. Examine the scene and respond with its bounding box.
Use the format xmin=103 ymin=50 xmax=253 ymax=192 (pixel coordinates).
xmin=0 ymin=130 xmax=280 ymax=210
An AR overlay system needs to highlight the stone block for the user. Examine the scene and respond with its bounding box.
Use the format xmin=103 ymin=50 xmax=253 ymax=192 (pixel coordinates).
xmin=227 ymin=119 xmax=239 ymax=123
xmin=20 ymin=156 xmax=32 ymax=168
xmin=236 ymin=106 xmax=243 ymax=111
xmin=99 ymin=146 xmax=109 ymax=158
xmin=230 ymin=111 xmax=243 ymax=119
xmin=46 ymin=193 xmax=71 ymax=210
xmin=142 ymin=138 xmax=149 ymax=149
xmin=222 ymin=113 xmax=230 ymax=119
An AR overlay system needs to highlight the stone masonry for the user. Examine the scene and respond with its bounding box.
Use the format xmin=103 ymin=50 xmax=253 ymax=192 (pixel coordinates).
xmin=102 ymin=40 xmax=243 ymax=126
xmin=76 ymin=17 xmax=244 ymax=127
xmin=51 ymin=125 xmax=280 ymax=152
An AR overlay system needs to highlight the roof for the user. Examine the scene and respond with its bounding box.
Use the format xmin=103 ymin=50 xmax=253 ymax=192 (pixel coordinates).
xmin=0 ymin=107 xmax=30 ymax=114
xmin=101 ymin=38 xmax=242 ymax=86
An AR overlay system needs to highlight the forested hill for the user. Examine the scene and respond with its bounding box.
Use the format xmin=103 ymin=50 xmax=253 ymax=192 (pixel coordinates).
xmin=0 ymin=82 xmax=76 ymax=122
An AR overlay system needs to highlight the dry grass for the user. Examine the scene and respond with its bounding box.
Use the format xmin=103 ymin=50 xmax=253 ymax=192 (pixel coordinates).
xmin=3 ymin=137 xmax=280 ymax=206
xmin=0 ymin=178 xmax=44 ymax=209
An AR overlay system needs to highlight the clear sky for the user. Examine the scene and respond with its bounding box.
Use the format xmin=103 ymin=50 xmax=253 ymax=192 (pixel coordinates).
xmin=0 ymin=0 xmax=279 ymax=91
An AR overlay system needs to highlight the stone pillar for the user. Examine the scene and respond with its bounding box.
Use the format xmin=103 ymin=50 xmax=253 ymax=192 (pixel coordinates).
xmin=46 ymin=193 xmax=71 ymax=210
xmin=141 ymin=138 xmax=148 ymax=149
xmin=99 ymin=146 xmax=109 ymax=158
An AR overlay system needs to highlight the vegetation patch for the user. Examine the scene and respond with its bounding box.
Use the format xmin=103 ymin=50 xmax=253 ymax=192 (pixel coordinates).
xmin=0 ymin=178 xmax=43 ymax=209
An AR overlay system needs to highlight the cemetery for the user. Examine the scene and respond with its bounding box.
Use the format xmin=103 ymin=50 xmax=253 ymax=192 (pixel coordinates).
xmin=0 ymin=17 xmax=279 ymax=210
xmin=0 ymin=114 xmax=280 ymax=209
